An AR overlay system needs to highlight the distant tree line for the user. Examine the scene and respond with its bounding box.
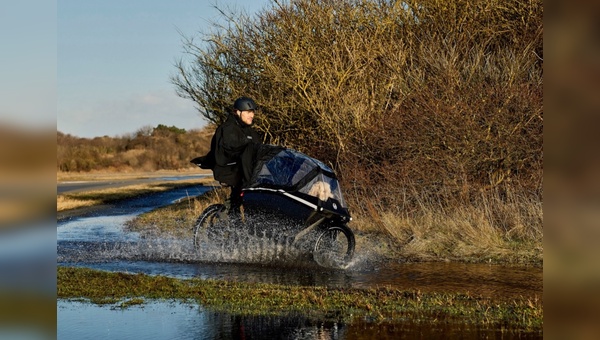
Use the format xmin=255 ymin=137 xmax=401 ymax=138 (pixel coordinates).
xmin=57 ymin=124 xmax=213 ymax=172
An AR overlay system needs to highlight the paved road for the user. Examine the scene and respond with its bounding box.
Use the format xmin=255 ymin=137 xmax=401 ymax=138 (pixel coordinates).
xmin=57 ymin=174 xmax=211 ymax=194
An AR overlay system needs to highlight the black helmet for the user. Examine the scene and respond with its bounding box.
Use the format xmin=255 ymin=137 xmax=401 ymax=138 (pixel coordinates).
xmin=233 ymin=97 xmax=257 ymax=111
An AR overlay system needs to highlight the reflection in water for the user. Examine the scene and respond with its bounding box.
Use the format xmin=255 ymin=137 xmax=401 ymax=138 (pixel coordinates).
xmin=58 ymin=300 xmax=345 ymax=339
xmin=58 ymin=301 xmax=202 ymax=339
xmin=59 ymin=300 xmax=539 ymax=339
xmin=348 ymin=261 xmax=543 ymax=301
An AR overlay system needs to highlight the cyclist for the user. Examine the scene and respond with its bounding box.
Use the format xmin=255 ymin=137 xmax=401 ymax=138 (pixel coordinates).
xmin=206 ymin=97 xmax=262 ymax=217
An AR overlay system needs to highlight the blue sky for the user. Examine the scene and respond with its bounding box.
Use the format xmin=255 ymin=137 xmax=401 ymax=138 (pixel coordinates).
xmin=1 ymin=1 xmax=56 ymax=130
xmin=55 ymin=0 xmax=271 ymax=138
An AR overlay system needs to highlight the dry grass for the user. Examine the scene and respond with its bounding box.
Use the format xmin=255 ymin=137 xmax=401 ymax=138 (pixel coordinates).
xmin=57 ymin=195 xmax=102 ymax=211
xmin=57 ymin=173 xmax=215 ymax=212
xmin=352 ymin=185 xmax=542 ymax=264
xmin=125 ymin=187 xmax=229 ymax=238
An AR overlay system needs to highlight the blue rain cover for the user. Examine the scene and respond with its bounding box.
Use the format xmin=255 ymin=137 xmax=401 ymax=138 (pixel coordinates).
xmin=248 ymin=145 xmax=346 ymax=207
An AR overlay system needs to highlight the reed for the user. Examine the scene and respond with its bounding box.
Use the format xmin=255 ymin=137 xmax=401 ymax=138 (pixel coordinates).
xmin=352 ymin=183 xmax=542 ymax=264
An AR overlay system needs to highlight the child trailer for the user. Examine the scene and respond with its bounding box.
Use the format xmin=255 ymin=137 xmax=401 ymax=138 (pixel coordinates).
xmin=192 ymin=145 xmax=355 ymax=268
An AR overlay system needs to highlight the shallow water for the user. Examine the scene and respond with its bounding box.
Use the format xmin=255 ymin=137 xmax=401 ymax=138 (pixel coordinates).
xmin=57 ymin=185 xmax=542 ymax=338
xmin=59 ymin=299 xmax=539 ymax=340
xmin=58 ymin=300 xmax=352 ymax=340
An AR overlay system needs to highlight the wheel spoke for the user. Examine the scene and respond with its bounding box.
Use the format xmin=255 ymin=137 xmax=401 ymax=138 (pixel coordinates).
xmin=193 ymin=204 xmax=225 ymax=249
xmin=313 ymin=224 xmax=355 ymax=268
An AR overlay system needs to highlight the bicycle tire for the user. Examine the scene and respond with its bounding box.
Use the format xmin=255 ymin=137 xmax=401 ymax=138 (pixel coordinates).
xmin=313 ymin=223 xmax=355 ymax=268
xmin=193 ymin=204 xmax=225 ymax=249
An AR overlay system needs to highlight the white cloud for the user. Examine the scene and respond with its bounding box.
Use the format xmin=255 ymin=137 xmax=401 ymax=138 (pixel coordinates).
xmin=58 ymin=89 xmax=207 ymax=138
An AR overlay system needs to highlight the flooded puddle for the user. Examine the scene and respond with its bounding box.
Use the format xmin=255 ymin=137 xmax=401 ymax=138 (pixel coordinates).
xmin=57 ymin=300 xmax=540 ymax=340
xmin=59 ymin=300 xmax=533 ymax=339
xmin=58 ymin=300 xmax=348 ymax=339
xmin=57 ymin=186 xmax=542 ymax=338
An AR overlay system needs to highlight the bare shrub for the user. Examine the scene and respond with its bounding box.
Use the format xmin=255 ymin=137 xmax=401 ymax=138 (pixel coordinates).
xmin=172 ymin=0 xmax=542 ymax=192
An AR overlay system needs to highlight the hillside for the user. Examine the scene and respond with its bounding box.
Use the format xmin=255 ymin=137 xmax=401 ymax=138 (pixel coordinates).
xmin=57 ymin=124 xmax=214 ymax=173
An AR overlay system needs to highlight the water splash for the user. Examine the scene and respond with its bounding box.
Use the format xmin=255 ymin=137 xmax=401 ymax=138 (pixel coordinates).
xmin=191 ymin=216 xmax=312 ymax=266
xmin=57 ymin=211 xmax=323 ymax=269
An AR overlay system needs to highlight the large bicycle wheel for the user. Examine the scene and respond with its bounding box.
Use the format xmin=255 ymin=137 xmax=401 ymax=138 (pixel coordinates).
xmin=313 ymin=223 xmax=355 ymax=268
xmin=193 ymin=204 xmax=225 ymax=249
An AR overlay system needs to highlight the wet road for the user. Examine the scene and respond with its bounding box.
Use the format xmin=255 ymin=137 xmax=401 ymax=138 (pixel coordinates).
xmin=57 ymin=174 xmax=211 ymax=194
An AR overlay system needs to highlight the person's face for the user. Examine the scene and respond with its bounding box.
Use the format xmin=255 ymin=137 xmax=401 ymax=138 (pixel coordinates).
xmin=237 ymin=109 xmax=255 ymax=125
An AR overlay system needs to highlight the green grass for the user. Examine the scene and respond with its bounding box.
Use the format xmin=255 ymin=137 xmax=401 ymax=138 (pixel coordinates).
xmin=58 ymin=266 xmax=542 ymax=333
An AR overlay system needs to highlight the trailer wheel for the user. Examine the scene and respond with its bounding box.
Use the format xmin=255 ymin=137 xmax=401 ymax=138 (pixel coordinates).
xmin=313 ymin=223 xmax=355 ymax=269
xmin=193 ymin=204 xmax=225 ymax=249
